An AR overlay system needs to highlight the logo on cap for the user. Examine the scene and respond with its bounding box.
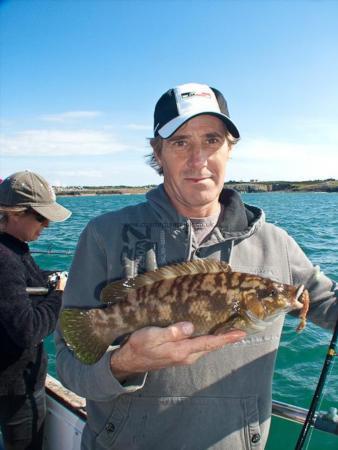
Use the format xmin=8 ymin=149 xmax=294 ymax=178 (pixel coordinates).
xmin=181 ymin=91 xmax=212 ymax=99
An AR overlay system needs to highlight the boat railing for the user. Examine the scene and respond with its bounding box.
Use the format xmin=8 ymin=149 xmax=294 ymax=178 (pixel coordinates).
xmin=46 ymin=375 xmax=86 ymax=420
xmin=272 ymin=400 xmax=338 ymax=436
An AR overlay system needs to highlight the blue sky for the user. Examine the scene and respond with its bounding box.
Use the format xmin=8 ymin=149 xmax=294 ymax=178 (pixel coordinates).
xmin=1 ymin=0 xmax=337 ymax=186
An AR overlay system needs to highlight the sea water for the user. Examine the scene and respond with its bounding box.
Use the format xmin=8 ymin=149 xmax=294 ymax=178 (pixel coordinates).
xmin=32 ymin=191 xmax=338 ymax=412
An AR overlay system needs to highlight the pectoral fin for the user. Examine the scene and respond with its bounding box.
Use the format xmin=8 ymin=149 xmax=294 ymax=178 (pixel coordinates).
xmin=210 ymin=316 xmax=248 ymax=335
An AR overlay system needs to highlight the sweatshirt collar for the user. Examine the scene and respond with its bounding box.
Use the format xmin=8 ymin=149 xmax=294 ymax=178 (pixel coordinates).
xmin=0 ymin=232 xmax=29 ymax=255
xmin=146 ymin=184 xmax=263 ymax=235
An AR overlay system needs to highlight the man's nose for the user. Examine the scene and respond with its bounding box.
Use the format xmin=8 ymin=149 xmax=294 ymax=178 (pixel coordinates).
xmin=187 ymin=144 xmax=208 ymax=168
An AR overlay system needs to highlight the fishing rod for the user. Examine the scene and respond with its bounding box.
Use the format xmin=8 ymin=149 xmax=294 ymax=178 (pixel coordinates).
xmin=26 ymin=287 xmax=49 ymax=295
xmin=30 ymin=250 xmax=74 ymax=255
xmin=295 ymin=315 xmax=338 ymax=449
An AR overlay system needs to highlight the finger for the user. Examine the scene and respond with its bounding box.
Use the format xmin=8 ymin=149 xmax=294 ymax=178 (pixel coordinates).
xmin=128 ymin=322 xmax=194 ymax=348
xmin=183 ymin=330 xmax=246 ymax=354
xmin=151 ymin=322 xmax=195 ymax=345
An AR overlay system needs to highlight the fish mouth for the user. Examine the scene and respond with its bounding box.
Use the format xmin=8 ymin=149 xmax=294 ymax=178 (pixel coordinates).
xmin=282 ymin=285 xmax=305 ymax=313
xmin=294 ymin=285 xmax=305 ymax=309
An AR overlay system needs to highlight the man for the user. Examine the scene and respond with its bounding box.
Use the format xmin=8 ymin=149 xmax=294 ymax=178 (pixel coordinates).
xmin=55 ymin=83 xmax=337 ymax=450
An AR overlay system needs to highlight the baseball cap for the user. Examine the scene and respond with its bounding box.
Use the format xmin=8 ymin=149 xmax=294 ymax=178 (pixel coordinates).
xmin=153 ymin=82 xmax=240 ymax=139
xmin=0 ymin=171 xmax=71 ymax=222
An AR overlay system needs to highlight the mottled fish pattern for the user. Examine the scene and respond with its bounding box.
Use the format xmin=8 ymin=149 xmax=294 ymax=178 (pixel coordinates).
xmin=61 ymin=260 xmax=309 ymax=364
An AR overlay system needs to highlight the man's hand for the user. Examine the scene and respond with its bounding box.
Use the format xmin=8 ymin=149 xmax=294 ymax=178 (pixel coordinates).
xmin=110 ymin=322 xmax=246 ymax=381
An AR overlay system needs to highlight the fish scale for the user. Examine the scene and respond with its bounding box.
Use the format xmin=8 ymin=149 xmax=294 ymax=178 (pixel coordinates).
xmin=135 ymin=273 xmax=233 ymax=331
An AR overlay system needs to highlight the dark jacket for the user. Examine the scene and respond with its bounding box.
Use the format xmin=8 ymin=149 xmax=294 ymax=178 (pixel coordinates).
xmin=0 ymin=232 xmax=62 ymax=395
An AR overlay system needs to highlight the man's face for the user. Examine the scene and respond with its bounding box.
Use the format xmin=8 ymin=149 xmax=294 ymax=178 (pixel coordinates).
xmin=156 ymin=115 xmax=232 ymax=217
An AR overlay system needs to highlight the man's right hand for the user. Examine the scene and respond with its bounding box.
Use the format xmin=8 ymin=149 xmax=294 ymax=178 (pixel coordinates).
xmin=110 ymin=322 xmax=246 ymax=381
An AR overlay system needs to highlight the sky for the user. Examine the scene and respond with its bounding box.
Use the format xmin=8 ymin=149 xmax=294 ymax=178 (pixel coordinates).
xmin=1 ymin=0 xmax=337 ymax=186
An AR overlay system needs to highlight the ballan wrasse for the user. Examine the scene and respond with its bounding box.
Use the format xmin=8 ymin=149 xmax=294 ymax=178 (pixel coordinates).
xmin=61 ymin=260 xmax=309 ymax=364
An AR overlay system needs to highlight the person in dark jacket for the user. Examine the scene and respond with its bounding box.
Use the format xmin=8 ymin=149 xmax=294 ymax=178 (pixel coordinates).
xmin=0 ymin=170 xmax=71 ymax=450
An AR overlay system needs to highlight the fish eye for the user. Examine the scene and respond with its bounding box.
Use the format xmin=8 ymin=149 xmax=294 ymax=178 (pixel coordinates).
xmin=260 ymin=288 xmax=278 ymax=298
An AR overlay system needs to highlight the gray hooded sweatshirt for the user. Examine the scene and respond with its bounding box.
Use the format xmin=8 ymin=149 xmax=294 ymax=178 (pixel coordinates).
xmin=55 ymin=185 xmax=337 ymax=450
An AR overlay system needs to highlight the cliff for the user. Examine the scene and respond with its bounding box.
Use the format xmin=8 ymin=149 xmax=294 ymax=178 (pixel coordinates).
xmin=54 ymin=180 xmax=338 ymax=196
xmin=224 ymin=179 xmax=338 ymax=193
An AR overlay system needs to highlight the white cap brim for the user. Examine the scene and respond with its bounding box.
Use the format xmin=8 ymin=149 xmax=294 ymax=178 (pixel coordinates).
xmin=158 ymin=112 xmax=240 ymax=139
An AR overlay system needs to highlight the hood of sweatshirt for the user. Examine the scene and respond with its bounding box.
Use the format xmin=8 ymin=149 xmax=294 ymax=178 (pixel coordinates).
xmin=146 ymin=184 xmax=265 ymax=243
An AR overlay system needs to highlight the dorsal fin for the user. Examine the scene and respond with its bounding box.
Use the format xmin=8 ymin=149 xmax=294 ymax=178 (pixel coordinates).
xmin=100 ymin=278 xmax=137 ymax=304
xmin=100 ymin=260 xmax=231 ymax=304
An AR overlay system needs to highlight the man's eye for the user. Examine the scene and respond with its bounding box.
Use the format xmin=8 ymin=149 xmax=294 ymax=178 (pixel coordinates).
xmin=173 ymin=140 xmax=187 ymax=147
xmin=206 ymin=137 xmax=219 ymax=145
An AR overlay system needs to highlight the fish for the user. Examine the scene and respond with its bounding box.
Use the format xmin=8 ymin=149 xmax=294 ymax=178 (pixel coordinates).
xmin=60 ymin=260 xmax=309 ymax=364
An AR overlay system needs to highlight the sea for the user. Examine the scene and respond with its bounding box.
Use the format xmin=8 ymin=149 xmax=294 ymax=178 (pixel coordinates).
xmin=32 ymin=191 xmax=338 ymax=416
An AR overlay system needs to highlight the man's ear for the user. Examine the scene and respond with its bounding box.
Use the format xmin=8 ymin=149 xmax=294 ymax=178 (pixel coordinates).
xmin=154 ymin=149 xmax=162 ymax=167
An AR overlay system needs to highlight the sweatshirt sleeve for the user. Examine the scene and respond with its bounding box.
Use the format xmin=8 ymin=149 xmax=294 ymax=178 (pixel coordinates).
xmin=0 ymin=256 xmax=62 ymax=348
xmin=55 ymin=221 xmax=146 ymax=401
xmin=286 ymin=233 xmax=338 ymax=330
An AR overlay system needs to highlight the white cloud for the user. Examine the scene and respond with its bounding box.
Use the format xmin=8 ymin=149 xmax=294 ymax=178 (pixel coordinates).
xmin=0 ymin=129 xmax=129 ymax=156
xmin=126 ymin=123 xmax=152 ymax=131
xmin=236 ymin=137 xmax=337 ymax=161
xmin=47 ymin=161 xmax=160 ymax=186
xmin=51 ymin=171 xmax=104 ymax=187
xmin=39 ymin=111 xmax=102 ymax=122
xmin=231 ymin=137 xmax=338 ymax=181
xmin=54 ymin=169 xmax=103 ymax=178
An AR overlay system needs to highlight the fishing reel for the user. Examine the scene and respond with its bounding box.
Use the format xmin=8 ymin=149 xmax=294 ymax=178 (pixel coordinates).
xmin=26 ymin=272 xmax=69 ymax=296
xmin=48 ymin=271 xmax=68 ymax=289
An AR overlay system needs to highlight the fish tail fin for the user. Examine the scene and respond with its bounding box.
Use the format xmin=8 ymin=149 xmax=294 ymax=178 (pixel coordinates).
xmin=60 ymin=308 xmax=113 ymax=364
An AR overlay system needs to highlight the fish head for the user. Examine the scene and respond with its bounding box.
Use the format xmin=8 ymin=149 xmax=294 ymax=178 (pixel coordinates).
xmin=241 ymin=277 xmax=306 ymax=324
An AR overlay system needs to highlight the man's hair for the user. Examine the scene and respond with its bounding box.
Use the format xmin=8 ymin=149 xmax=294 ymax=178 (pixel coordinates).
xmin=147 ymin=136 xmax=165 ymax=175
xmin=147 ymin=126 xmax=240 ymax=175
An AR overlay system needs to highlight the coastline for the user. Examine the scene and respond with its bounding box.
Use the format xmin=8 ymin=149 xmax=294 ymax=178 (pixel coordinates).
xmin=224 ymin=179 xmax=338 ymax=193
xmin=56 ymin=188 xmax=150 ymax=197
xmin=55 ymin=180 xmax=338 ymax=196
